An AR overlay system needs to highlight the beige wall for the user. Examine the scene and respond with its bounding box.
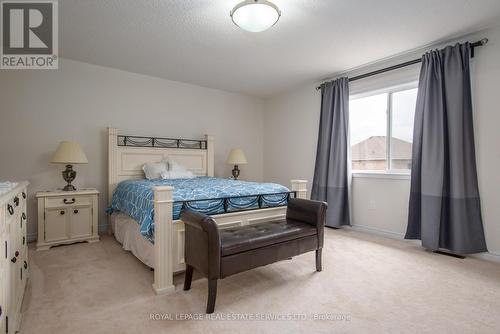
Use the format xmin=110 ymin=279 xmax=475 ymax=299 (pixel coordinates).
xmin=473 ymin=26 xmax=500 ymax=259
xmin=263 ymin=84 xmax=320 ymax=194
xmin=351 ymin=176 xmax=411 ymax=237
xmin=0 ymin=59 xmax=265 ymax=239
xmin=263 ymin=25 xmax=500 ymax=258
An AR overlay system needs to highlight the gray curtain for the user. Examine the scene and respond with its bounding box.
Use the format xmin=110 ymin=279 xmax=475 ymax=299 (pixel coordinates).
xmin=405 ymin=43 xmax=487 ymax=254
xmin=311 ymin=78 xmax=350 ymax=227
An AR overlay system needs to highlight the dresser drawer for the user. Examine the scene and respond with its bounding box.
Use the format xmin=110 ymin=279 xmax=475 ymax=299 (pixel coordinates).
xmin=45 ymin=195 xmax=92 ymax=208
xmin=5 ymin=204 xmax=17 ymax=226
xmin=15 ymin=189 xmax=27 ymax=207
xmin=0 ymin=207 xmax=4 ymax=233
xmin=4 ymin=190 xmax=27 ymax=224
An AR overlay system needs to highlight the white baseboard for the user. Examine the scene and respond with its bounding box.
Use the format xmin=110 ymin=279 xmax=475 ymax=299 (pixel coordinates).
xmin=349 ymin=224 xmax=405 ymax=240
xmin=470 ymin=251 xmax=500 ymax=263
xmin=348 ymin=224 xmax=500 ymax=263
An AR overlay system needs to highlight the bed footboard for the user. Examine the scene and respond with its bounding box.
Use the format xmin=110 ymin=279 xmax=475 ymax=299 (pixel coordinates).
xmin=152 ymin=186 xmax=176 ymax=295
xmin=151 ymin=180 xmax=307 ymax=295
xmin=291 ymin=179 xmax=308 ymax=199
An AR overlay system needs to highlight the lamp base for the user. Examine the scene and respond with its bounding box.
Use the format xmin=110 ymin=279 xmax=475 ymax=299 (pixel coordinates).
xmin=231 ymin=165 xmax=240 ymax=180
xmin=63 ymin=184 xmax=76 ymax=191
xmin=62 ymin=164 xmax=77 ymax=191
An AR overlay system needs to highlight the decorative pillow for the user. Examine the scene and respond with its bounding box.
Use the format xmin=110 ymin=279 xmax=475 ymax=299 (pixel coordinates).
xmin=161 ymin=159 xmax=171 ymax=170
xmin=142 ymin=162 xmax=168 ymax=180
xmin=160 ymin=170 xmax=194 ymax=179
xmin=169 ymin=160 xmax=186 ymax=172
xmin=161 ymin=160 xmax=194 ymax=179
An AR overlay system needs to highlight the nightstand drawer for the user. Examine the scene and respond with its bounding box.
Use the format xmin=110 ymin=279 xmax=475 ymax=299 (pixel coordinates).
xmin=45 ymin=195 xmax=92 ymax=208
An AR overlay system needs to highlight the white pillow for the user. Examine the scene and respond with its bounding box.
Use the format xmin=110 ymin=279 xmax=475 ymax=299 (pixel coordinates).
xmin=161 ymin=160 xmax=194 ymax=179
xmin=161 ymin=159 xmax=171 ymax=170
xmin=161 ymin=170 xmax=194 ymax=179
xmin=169 ymin=160 xmax=186 ymax=172
xmin=142 ymin=162 xmax=168 ymax=180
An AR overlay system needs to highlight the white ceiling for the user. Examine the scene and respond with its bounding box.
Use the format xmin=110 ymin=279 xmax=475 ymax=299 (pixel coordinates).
xmin=60 ymin=0 xmax=500 ymax=97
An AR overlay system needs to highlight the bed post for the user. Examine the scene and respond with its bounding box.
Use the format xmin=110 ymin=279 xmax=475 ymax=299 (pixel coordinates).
xmin=206 ymin=135 xmax=214 ymax=177
xmin=108 ymin=127 xmax=118 ymax=206
xmin=108 ymin=127 xmax=118 ymax=235
xmin=291 ymin=180 xmax=308 ymax=199
xmin=152 ymin=186 xmax=176 ymax=295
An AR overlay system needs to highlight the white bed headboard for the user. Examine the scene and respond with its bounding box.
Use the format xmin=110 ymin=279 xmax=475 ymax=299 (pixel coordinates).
xmin=107 ymin=127 xmax=214 ymax=204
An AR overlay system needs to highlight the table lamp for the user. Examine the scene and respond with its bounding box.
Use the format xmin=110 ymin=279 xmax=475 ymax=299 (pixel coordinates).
xmin=51 ymin=141 xmax=88 ymax=191
xmin=226 ymin=148 xmax=247 ymax=180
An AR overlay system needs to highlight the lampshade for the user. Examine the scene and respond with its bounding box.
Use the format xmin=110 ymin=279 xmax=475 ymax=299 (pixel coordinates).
xmin=230 ymin=0 xmax=281 ymax=33
xmin=226 ymin=148 xmax=248 ymax=165
xmin=51 ymin=141 xmax=88 ymax=164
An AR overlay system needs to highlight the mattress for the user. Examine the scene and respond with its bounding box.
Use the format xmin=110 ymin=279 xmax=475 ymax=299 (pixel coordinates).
xmin=108 ymin=177 xmax=290 ymax=242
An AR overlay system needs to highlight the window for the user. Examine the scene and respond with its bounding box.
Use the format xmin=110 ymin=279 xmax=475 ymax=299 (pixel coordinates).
xmin=350 ymin=85 xmax=417 ymax=172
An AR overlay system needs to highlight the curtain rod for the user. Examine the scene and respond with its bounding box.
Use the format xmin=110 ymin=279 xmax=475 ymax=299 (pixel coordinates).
xmin=315 ymin=38 xmax=488 ymax=90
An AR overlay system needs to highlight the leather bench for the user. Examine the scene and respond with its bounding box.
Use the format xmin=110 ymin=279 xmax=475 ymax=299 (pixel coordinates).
xmin=181 ymin=198 xmax=328 ymax=313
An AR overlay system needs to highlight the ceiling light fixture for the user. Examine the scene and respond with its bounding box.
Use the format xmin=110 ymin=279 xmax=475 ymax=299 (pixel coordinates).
xmin=230 ymin=0 xmax=281 ymax=33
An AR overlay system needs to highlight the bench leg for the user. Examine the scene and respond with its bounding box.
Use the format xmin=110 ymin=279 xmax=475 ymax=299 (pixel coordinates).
xmin=316 ymin=249 xmax=322 ymax=272
xmin=206 ymin=279 xmax=218 ymax=314
xmin=184 ymin=264 xmax=194 ymax=291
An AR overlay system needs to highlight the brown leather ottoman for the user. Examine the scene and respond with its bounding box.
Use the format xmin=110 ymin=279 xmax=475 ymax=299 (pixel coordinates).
xmin=181 ymin=198 xmax=327 ymax=313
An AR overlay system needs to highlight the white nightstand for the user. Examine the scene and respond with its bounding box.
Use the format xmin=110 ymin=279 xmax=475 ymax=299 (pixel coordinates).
xmin=36 ymin=188 xmax=99 ymax=251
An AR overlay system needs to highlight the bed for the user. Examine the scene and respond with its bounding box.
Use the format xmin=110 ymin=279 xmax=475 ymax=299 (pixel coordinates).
xmin=109 ymin=177 xmax=292 ymax=268
xmin=107 ymin=127 xmax=307 ymax=294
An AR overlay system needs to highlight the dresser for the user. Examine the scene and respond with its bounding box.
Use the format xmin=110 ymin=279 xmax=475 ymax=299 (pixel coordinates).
xmin=36 ymin=189 xmax=99 ymax=251
xmin=0 ymin=181 xmax=29 ymax=334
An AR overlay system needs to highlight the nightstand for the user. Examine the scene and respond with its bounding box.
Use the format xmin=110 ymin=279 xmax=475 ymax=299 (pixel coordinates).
xmin=36 ymin=188 xmax=99 ymax=251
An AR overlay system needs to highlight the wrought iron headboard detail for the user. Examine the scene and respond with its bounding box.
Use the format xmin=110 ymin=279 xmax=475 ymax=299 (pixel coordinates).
xmin=117 ymin=135 xmax=207 ymax=150
xmin=177 ymin=191 xmax=297 ymax=215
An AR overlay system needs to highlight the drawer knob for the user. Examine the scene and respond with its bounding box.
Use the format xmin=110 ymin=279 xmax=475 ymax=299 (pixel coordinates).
xmin=14 ymin=196 xmax=20 ymax=206
xmin=15 ymin=250 xmax=19 ymax=257
xmin=24 ymin=261 xmax=28 ymax=269
xmin=11 ymin=256 xmax=17 ymax=263
xmin=60 ymin=210 xmax=65 ymax=215
xmin=74 ymin=209 xmax=79 ymax=214
xmin=22 ymin=212 xmax=27 ymax=220
xmin=63 ymin=198 xmax=76 ymax=204
xmin=22 ymin=191 xmax=26 ymax=199
xmin=7 ymin=204 xmax=14 ymax=215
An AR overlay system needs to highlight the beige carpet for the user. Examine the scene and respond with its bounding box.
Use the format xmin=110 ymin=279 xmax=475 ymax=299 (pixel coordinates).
xmin=20 ymin=229 xmax=500 ymax=334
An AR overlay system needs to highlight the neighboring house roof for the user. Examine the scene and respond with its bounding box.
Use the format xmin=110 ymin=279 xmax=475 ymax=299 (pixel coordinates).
xmin=351 ymin=136 xmax=412 ymax=160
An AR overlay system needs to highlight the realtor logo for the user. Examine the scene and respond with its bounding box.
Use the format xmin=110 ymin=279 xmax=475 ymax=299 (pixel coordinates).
xmin=1 ymin=0 xmax=58 ymax=69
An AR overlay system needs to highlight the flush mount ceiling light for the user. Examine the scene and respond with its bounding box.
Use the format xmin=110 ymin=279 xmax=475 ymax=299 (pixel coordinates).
xmin=230 ymin=0 xmax=281 ymax=32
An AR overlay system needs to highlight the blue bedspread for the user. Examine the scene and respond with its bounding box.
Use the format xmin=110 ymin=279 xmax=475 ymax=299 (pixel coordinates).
xmin=109 ymin=177 xmax=290 ymax=242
